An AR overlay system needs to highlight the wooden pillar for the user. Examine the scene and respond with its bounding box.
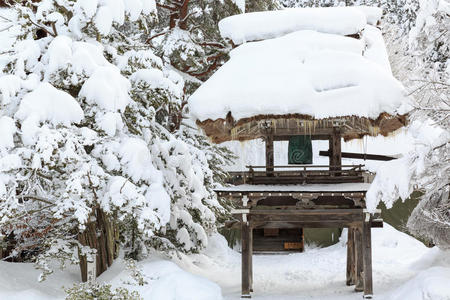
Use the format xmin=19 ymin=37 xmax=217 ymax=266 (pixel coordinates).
xmin=346 ymin=227 xmax=355 ymax=286
xmin=249 ymin=226 xmax=254 ymax=292
xmin=241 ymin=216 xmax=251 ymax=298
xmin=363 ymin=214 xmax=373 ymax=298
xmin=265 ymin=135 xmax=274 ymax=176
xmin=354 ymin=226 xmax=364 ymax=292
xmin=329 ymin=128 xmax=342 ymax=172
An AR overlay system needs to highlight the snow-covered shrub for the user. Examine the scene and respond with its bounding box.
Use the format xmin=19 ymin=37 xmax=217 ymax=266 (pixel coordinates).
xmin=0 ymin=0 xmax=233 ymax=278
xmin=65 ymin=282 xmax=142 ymax=300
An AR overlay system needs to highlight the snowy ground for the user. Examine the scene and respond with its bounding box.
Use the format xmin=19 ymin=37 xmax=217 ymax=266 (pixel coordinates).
xmin=1 ymin=223 xmax=449 ymax=300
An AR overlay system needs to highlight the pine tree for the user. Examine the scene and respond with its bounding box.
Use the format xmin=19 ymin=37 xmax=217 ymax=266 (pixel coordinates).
xmin=148 ymin=0 xmax=241 ymax=83
xmin=0 ymin=0 xmax=234 ymax=281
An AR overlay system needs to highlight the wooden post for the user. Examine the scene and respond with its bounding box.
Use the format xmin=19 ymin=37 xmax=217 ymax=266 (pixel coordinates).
xmin=354 ymin=226 xmax=364 ymax=292
xmin=241 ymin=215 xmax=251 ymax=298
xmin=329 ymin=128 xmax=342 ymax=172
xmin=363 ymin=213 xmax=373 ymax=298
xmin=346 ymin=228 xmax=355 ymax=286
xmin=265 ymin=135 xmax=274 ymax=176
xmin=249 ymin=226 xmax=254 ymax=293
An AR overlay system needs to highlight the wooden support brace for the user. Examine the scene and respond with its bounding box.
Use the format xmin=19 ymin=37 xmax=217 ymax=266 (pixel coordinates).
xmin=346 ymin=227 xmax=355 ymax=286
xmin=354 ymin=226 xmax=364 ymax=292
xmin=363 ymin=213 xmax=373 ymax=298
xmin=241 ymin=217 xmax=251 ymax=298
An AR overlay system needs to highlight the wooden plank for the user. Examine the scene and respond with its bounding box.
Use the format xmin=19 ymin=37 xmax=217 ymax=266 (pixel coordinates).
xmin=246 ymin=164 xmax=363 ymax=169
xmin=250 ymin=177 xmax=364 ymax=185
xmin=354 ymin=226 xmax=364 ymax=292
xmin=320 ymin=151 xmax=396 ymax=161
xmin=231 ymin=220 xmax=382 ymax=230
xmin=273 ymin=135 xmax=330 ymax=141
xmin=284 ymin=242 xmax=303 ymax=250
xmin=363 ymin=216 xmax=374 ymax=297
xmin=250 ymin=208 xmax=364 ymax=216
xmin=346 ymin=228 xmax=356 ymax=286
xmin=252 ymin=221 xmax=362 ymax=229
xmin=264 ymin=228 xmax=279 ymax=236
xmin=241 ymin=220 xmax=251 ymax=298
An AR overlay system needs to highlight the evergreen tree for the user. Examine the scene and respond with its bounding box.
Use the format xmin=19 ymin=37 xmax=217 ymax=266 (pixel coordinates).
xmin=0 ymin=0 xmax=233 ymax=281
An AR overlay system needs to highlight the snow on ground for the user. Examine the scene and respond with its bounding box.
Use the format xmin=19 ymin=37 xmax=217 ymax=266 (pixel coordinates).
xmin=177 ymin=224 xmax=450 ymax=300
xmin=1 ymin=223 xmax=449 ymax=300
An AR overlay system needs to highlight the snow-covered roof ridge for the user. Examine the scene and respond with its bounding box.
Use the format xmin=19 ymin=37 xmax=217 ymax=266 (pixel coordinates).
xmin=219 ymin=6 xmax=383 ymax=45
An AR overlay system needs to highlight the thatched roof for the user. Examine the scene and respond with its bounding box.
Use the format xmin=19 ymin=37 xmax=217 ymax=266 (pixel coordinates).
xmin=188 ymin=7 xmax=411 ymax=143
xmin=197 ymin=113 xmax=407 ymax=144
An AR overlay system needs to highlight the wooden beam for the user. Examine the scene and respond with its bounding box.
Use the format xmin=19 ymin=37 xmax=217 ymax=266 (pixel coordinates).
xmin=354 ymin=226 xmax=364 ymax=292
xmin=248 ymin=208 xmax=364 ymax=216
xmin=227 ymin=219 xmax=383 ymax=230
xmin=363 ymin=215 xmax=373 ymax=298
xmin=265 ymin=135 xmax=274 ymax=176
xmin=252 ymin=220 xmax=361 ymax=228
xmin=329 ymin=128 xmax=342 ymax=172
xmin=273 ymin=135 xmax=331 ymax=141
xmin=319 ymin=151 xmax=396 ymax=161
xmin=241 ymin=219 xmax=251 ymax=298
xmin=346 ymin=227 xmax=356 ymax=286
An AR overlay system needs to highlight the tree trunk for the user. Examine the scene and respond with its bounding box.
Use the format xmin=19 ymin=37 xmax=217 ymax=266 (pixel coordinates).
xmin=78 ymin=208 xmax=119 ymax=282
xmin=169 ymin=0 xmax=190 ymax=29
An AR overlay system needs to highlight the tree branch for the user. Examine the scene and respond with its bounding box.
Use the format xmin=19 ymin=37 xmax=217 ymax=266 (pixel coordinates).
xmin=21 ymin=195 xmax=54 ymax=205
xmin=146 ymin=31 xmax=168 ymax=43
xmin=156 ymin=3 xmax=178 ymax=11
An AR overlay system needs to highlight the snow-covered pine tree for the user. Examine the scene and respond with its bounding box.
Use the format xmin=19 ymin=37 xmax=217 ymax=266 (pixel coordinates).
xmin=148 ymin=0 xmax=240 ymax=84
xmin=0 ymin=0 xmax=233 ymax=280
xmin=148 ymin=0 xmax=281 ymax=85
xmin=402 ymin=0 xmax=449 ymax=248
xmin=280 ymin=0 xmax=419 ymax=33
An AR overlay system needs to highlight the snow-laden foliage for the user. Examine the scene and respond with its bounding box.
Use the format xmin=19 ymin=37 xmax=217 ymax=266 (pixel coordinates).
xmin=282 ymin=0 xmax=449 ymax=247
xmin=65 ymin=282 xmax=142 ymax=300
xmin=0 ymin=0 xmax=234 ymax=277
xmin=281 ymin=0 xmax=419 ymax=33
xmin=398 ymin=0 xmax=449 ymax=248
xmin=148 ymin=0 xmax=240 ymax=83
xmin=365 ymin=0 xmax=449 ymax=248
xmin=148 ymin=0 xmax=280 ymax=83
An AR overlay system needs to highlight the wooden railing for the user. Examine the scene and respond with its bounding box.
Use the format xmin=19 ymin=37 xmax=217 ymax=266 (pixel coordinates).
xmin=227 ymin=165 xmax=365 ymax=185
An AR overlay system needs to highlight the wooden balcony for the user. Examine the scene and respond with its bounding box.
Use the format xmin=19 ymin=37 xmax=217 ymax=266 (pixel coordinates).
xmin=226 ymin=164 xmax=368 ymax=185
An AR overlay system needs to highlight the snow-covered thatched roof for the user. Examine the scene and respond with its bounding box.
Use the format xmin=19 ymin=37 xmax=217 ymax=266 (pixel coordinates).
xmin=218 ymin=6 xmax=382 ymax=45
xmin=188 ymin=7 xmax=411 ymax=143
